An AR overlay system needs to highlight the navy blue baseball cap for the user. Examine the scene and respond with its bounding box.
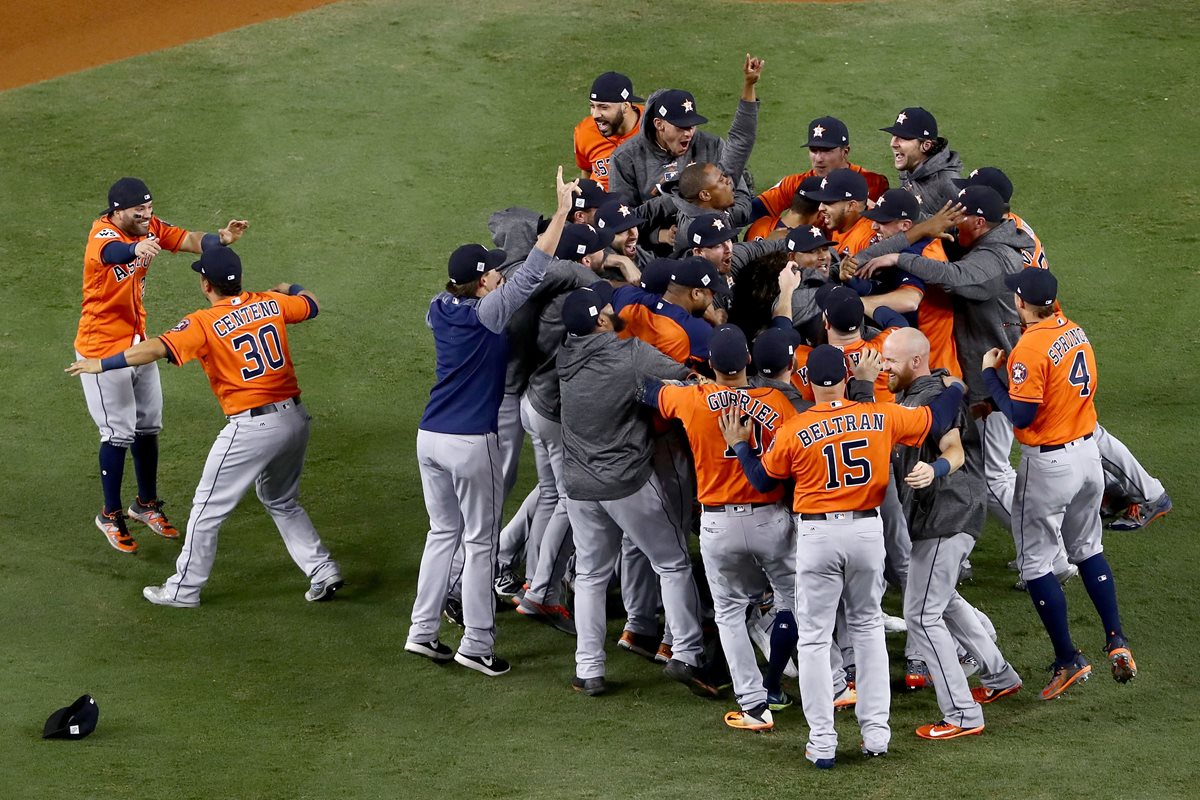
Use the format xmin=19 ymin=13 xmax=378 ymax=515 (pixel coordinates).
xmin=816 ymin=283 xmax=856 ymax=311
xmin=952 ymin=167 xmax=1015 ymax=203
xmin=590 ymin=71 xmax=643 ymax=103
xmin=108 ymin=177 xmax=151 ymax=210
xmin=956 ymin=185 xmax=1008 ymax=223
xmin=670 ymin=255 xmax=730 ymax=295
xmin=594 ymin=199 xmax=644 ymax=234
xmin=587 ymin=279 xmax=614 ymax=307
xmin=754 ymin=327 xmax=802 ymax=376
xmin=804 ymin=168 xmax=868 ymax=203
xmin=785 ymin=224 xmax=834 ymax=253
xmin=825 ymin=293 xmax=865 ymax=332
xmin=562 ymin=286 xmax=609 ymax=336
xmin=1004 ymin=268 xmax=1057 ymax=306
xmin=654 ymin=89 xmax=708 ymax=127
xmin=881 ymin=107 xmax=938 ymax=140
xmin=448 ymin=243 xmax=506 ymax=284
xmin=862 ymin=188 xmax=922 ymax=223
xmin=709 ymin=324 xmax=751 ymax=375
xmin=807 ymin=344 xmax=848 ymax=388
xmin=688 ymin=213 xmax=736 ymax=247
xmin=43 ymin=694 xmax=99 ymax=739
xmin=639 ymin=258 xmax=675 ymax=293
xmin=571 ymin=179 xmax=609 ymax=212
xmin=805 ymin=116 xmax=850 ymax=149
xmin=192 ymin=246 xmax=243 ymax=288
xmin=555 ymin=224 xmax=603 ymax=261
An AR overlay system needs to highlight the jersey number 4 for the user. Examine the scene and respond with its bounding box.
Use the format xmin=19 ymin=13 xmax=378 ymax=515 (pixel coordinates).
xmin=821 ymin=438 xmax=872 ymax=490
xmin=232 ymin=324 xmax=285 ymax=380
xmin=1068 ymin=351 xmax=1093 ymax=397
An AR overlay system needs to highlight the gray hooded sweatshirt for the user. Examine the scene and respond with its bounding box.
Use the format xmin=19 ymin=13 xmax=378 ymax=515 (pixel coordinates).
xmin=558 ymin=332 xmax=691 ymax=500
xmin=898 ymin=143 xmax=963 ymax=212
xmin=894 ymin=219 xmax=1035 ymax=402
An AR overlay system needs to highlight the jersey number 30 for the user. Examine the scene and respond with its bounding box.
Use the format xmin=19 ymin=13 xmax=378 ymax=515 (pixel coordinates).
xmin=821 ymin=438 xmax=872 ymax=490
xmin=232 ymin=324 xmax=285 ymax=380
xmin=1068 ymin=351 xmax=1093 ymax=397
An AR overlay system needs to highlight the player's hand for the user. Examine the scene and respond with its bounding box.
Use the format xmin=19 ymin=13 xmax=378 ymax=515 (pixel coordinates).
xmin=718 ymin=407 xmax=752 ymax=446
xmin=555 ymin=166 xmax=583 ymax=215
xmin=743 ymin=54 xmax=765 ymax=85
xmin=839 ymin=256 xmax=859 ymax=282
xmin=704 ymin=304 xmax=728 ymax=326
xmin=65 ymin=358 xmax=102 ymax=376
xmin=912 ymin=201 xmax=966 ymax=239
xmin=905 ymin=461 xmax=936 ymax=489
xmin=981 ymin=348 xmax=1007 ymax=371
xmin=856 ymin=253 xmax=899 ymax=279
xmin=605 ymin=253 xmax=641 ymax=284
xmin=777 ymin=261 xmax=803 ymax=295
xmin=657 ymin=224 xmax=677 ymax=246
xmin=853 ymin=348 xmax=883 ymax=383
xmin=219 ymin=219 xmax=249 ymax=245
xmin=942 ymin=374 xmax=967 ymax=391
xmin=133 ymin=239 xmax=162 ymax=260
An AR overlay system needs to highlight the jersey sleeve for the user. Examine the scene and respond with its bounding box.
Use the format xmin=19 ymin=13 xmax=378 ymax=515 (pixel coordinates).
xmin=757 ymin=174 xmax=800 ymax=219
xmin=760 ymin=424 xmax=792 ymax=480
xmin=1007 ymin=341 xmax=1047 ymax=404
xmin=158 ymin=314 xmax=207 ymax=366
xmin=150 ymin=217 xmax=188 ymax=252
xmin=574 ymin=120 xmax=591 ymax=172
xmin=889 ymin=404 xmax=933 ymax=447
xmin=275 ymin=292 xmax=318 ymax=323
xmin=655 ymin=383 xmax=690 ymax=421
xmin=896 ymin=272 xmax=926 ymax=293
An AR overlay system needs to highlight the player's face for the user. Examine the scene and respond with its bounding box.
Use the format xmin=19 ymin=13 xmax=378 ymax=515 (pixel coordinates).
xmin=881 ymin=342 xmax=914 ymax=393
xmin=704 ymin=166 xmax=735 ymax=210
xmin=655 ymin=119 xmax=695 ymax=157
xmin=819 ymin=200 xmax=853 ymax=232
xmin=613 ymin=227 xmax=639 ymax=258
xmin=891 ymin=136 xmax=926 ymax=171
xmin=689 ymin=287 xmax=715 ymax=316
xmin=791 ymin=248 xmax=832 ymax=272
xmin=113 ymin=202 xmax=153 ymax=237
xmin=582 ymin=249 xmax=606 ymax=273
xmin=808 ymin=146 xmax=850 ymax=176
xmin=956 ymin=216 xmax=984 ymax=248
xmin=478 ymin=268 xmax=505 ymax=296
xmin=696 ymin=240 xmax=733 ymax=274
xmin=601 ymin=306 xmax=625 ymax=332
xmin=590 ymin=101 xmax=627 ymax=137
xmin=872 ymin=218 xmax=910 ymax=238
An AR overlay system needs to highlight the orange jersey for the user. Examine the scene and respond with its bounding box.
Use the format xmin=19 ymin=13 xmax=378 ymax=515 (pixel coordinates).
xmin=657 ymin=384 xmax=797 ymax=505
xmin=763 ymin=400 xmax=931 ymax=513
xmin=1008 ymin=211 xmax=1047 ymax=270
xmin=75 ymin=215 xmax=188 ymax=357
xmin=158 ymin=291 xmax=317 ymax=415
xmin=744 ymin=213 xmax=786 ymax=242
xmin=1005 ymin=314 xmax=1098 ymax=447
xmin=831 ymin=214 xmax=877 ymax=260
xmin=791 ymin=332 xmax=899 ymax=402
xmin=758 ymin=163 xmax=890 ymax=218
xmin=573 ymin=106 xmax=644 ymax=190
xmin=903 ymin=238 xmax=961 ymax=378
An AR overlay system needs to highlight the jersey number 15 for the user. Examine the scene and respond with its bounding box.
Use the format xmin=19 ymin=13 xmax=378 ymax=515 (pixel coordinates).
xmin=822 ymin=438 xmax=872 ymax=490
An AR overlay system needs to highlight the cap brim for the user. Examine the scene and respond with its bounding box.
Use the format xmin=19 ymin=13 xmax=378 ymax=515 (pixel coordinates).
xmin=190 ymin=260 xmax=204 ymax=274
xmin=791 ymin=238 xmax=833 ymax=252
xmin=485 ymin=248 xmax=507 ymax=270
xmin=1003 ymin=273 xmax=1024 ymax=293
xmin=607 ymin=215 xmax=645 ymax=234
xmin=667 ymin=112 xmax=708 ymax=127
xmin=950 ymin=177 xmax=973 ymax=190
xmin=880 ymin=125 xmax=915 ymax=137
xmin=861 ymin=208 xmax=903 ymax=223
xmin=804 ymin=141 xmax=841 ymax=150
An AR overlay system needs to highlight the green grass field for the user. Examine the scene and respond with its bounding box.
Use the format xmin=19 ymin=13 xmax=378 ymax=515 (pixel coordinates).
xmin=3 ymin=1 xmax=1199 ymax=797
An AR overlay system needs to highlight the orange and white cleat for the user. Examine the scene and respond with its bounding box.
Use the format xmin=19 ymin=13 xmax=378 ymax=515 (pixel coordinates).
xmin=724 ymin=704 xmax=773 ymax=732
xmin=126 ymin=497 xmax=179 ymax=540
xmin=96 ymin=510 xmax=138 ymax=554
xmin=916 ymin=720 xmax=984 ymax=740
xmin=1106 ymin=638 xmax=1137 ymax=684
xmin=1040 ymin=651 xmax=1091 ymax=700
xmin=971 ymin=683 xmax=1021 ymax=704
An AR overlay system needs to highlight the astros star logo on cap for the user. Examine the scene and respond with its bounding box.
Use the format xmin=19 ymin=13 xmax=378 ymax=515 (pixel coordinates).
xmin=820 ymin=177 xmax=829 ymax=189
xmin=712 ymin=218 xmax=725 ymax=231
xmin=896 ymin=112 xmax=908 ymax=124
xmin=809 ymin=226 xmax=822 ymax=237
xmin=682 ymin=99 xmax=694 ymax=112
xmin=812 ymin=124 xmax=825 ymax=138
xmin=618 ymin=205 xmax=631 ymax=217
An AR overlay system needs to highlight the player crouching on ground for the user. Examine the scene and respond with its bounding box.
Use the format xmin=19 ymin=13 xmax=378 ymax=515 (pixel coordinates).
xmin=67 ymin=245 xmax=341 ymax=607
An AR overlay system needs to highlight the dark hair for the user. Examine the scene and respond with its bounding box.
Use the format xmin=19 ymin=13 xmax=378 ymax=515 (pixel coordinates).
xmin=445 ymin=278 xmax=480 ymax=298
xmin=924 ymin=136 xmax=948 ymax=157
xmin=678 ymin=162 xmax=714 ymax=202
xmin=1031 ymin=304 xmax=1056 ymax=319
xmin=790 ymin=189 xmax=820 ymax=216
xmin=214 ymin=282 xmax=242 ymax=297
xmin=728 ymin=250 xmax=790 ymax=346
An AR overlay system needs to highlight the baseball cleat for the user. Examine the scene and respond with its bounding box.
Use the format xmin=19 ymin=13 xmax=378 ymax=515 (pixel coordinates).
xmin=442 ymin=597 xmax=463 ymax=626
xmin=916 ymin=720 xmax=985 ymax=740
xmin=960 ymin=654 xmax=981 ymax=678
xmin=404 ymin=638 xmax=453 ymax=663
xmin=142 ymin=585 xmax=198 ymax=608
xmin=1108 ymin=493 xmax=1172 ymax=532
xmin=883 ymin=613 xmax=907 ymax=634
xmin=571 ymin=675 xmax=607 ymax=696
xmin=493 ymin=568 xmax=522 ymax=599
xmin=1106 ymin=638 xmax=1137 ymax=683
xmin=617 ymin=630 xmax=660 ymax=660
xmin=663 ymin=658 xmax=719 ymax=698
xmin=655 ymin=642 xmax=673 ymax=663
xmin=971 ymin=683 xmax=1021 ymax=704
xmin=805 ymin=750 xmax=836 ymax=769
xmin=126 ymin=497 xmax=179 ymax=540
xmin=766 ymin=689 xmax=793 ymax=711
xmin=96 ymin=511 xmax=138 ymax=554
xmin=833 ymin=684 xmax=857 ymax=710
xmin=453 ymin=651 xmax=511 ymax=677
xmin=860 ymin=742 xmax=887 ymax=758
xmin=1040 ymin=652 xmax=1091 ymax=700
xmin=844 ymin=663 xmax=856 ymax=689
xmin=905 ymin=659 xmax=930 ymax=690
xmin=724 ymin=704 xmax=774 ymax=732
xmin=305 ymin=578 xmax=343 ymax=602
xmin=516 ymin=597 xmax=576 ymax=635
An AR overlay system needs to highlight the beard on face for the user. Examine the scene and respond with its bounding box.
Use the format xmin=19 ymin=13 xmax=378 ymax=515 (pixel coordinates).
xmin=605 ymin=311 xmax=626 ymax=332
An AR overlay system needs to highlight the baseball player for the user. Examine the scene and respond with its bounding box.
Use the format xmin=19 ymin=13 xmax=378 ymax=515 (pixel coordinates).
xmin=880 ymin=107 xmax=963 ymax=212
xmin=76 ymin=177 xmax=247 ymax=553
xmin=640 ymin=324 xmax=798 ymax=731
xmin=566 ymin=179 xmax=610 ymax=226
xmin=557 ymin=285 xmax=714 ymax=698
xmin=574 ymin=71 xmax=644 ymax=190
xmin=753 ymin=116 xmax=890 ymax=224
xmin=721 ymin=344 xmax=966 ymax=766
xmin=688 ymin=214 xmax=788 ymax=310
xmin=879 ymin=329 xmax=1023 ymax=738
xmin=405 ymin=168 xmax=577 ymax=677
xmin=982 ymin=268 xmax=1136 ymax=699
xmin=66 ymin=245 xmax=340 ymax=606
xmin=743 ymin=174 xmax=824 ymax=243
xmin=804 ymin=169 xmax=876 ymax=261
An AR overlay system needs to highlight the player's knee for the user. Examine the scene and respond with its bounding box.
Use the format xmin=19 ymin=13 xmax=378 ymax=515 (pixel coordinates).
xmin=103 ymin=434 xmax=134 ymax=448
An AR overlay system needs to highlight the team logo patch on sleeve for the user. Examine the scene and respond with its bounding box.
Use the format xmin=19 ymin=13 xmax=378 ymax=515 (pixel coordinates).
xmin=94 ymin=228 xmax=119 ymax=239
xmin=170 ymin=319 xmax=191 ymax=332
xmin=1011 ymin=362 xmax=1028 ymax=384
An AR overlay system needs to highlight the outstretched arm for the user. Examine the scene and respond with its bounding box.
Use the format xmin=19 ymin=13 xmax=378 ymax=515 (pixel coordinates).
xmin=179 ymin=219 xmax=249 ymax=254
xmin=66 ymin=338 xmax=168 ymax=375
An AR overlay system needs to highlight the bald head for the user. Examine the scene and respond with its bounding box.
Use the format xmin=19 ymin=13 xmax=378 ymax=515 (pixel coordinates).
xmin=881 ymin=327 xmax=931 ymax=394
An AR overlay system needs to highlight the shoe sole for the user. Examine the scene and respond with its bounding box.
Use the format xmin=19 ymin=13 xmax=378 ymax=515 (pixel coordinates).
xmin=306 ymin=579 xmax=344 ymax=602
xmin=142 ymin=587 xmax=198 ymax=608
xmin=1040 ymin=665 xmax=1091 ymax=700
xmin=973 ymin=684 xmax=1021 ymax=704
xmin=1108 ymin=501 xmax=1171 ymax=531
xmin=916 ymin=724 xmax=984 ymax=740
xmin=127 ymin=508 xmax=180 ymax=540
xmin=404 ymin=641 xmax=453 ymax=663
xmin=572 ymin=682 xmax=606 ymax=697
xmin=664 ymin=664 xmax=719 ymax=698
xmin=1109 ymin=649 xmax=1137 ymax=683
xmin=454 ymin=652 xmax=510 ymax=677
xmin=724 ymin=712 xmax=772 ymax=731
xmin=96 ymin=517 xmax=138 ymax=554
xmin=617 ymin=639 xmax=659 ymax=661
xmin=767 ymin=699 xmax=792 ymax=711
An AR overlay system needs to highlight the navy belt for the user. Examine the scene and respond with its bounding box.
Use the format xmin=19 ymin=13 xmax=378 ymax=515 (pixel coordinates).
xmin=799 ymin=509 xmax=878 ymax=521
xmin=1038 ymin=432 xmax=1093 ymax=452
xmin=249 ymin=396 xmax=301 ymax=417
xmin=702 ymin=502 xmax=775 ymax=513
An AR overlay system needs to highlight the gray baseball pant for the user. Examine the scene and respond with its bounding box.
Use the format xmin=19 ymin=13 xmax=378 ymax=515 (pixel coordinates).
xmin=410 ymin=429 xmax=502 ymax=658
xmin=78 ymin=355 xmax=163 ymax=445
xmin=1095 ymin=423 xmax=1165 ymax=505
xmin=567 ymin=473 xmax=704 ymax=680
xmin=520 ymin=395 xmax=573 ymax=606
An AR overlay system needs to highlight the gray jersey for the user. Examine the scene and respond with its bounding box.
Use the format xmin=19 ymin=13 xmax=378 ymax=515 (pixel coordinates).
xmin=898 ymin=144 xmax=962 ymax=212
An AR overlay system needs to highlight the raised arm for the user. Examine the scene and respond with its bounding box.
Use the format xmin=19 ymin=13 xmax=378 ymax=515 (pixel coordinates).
xmin=716 ymin=54 xmax=763 ymax=185
xmin=179 ymin=219 xmax=249 ymax=254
